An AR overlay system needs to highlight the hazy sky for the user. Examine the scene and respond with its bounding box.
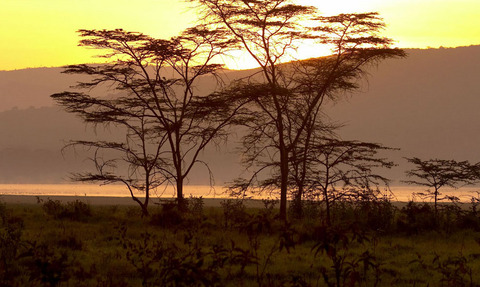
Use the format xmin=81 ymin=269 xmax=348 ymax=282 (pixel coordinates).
xmin=1 ymin=0 xmax=479 ymax=70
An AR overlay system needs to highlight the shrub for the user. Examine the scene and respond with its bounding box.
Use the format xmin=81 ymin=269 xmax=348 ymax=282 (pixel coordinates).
xmin=150 ymin=197 xmax=206 ymax=228
xmin=0 ymin=200 xmax=6 ymax=222
xmin=0 ymin=207 xmax=25 ymax=285
xmin=356 ymin=199 xmax=396 ymax=233
xmin=288 ymin=199 xmax=321 ymax=221
xmin=397 ymin=201 xmax=436 ymax=234
xmin=38 ymin=198 xmax=92 ymax=221
xmin=150 ymin=200 xmax=184 ymax=228
xmin=312 ymin=224 xmax=382 ymax=286
xmin=186 ymin=196 xmax=205 ymax=222
xmin=66 ymin=200 xmax=91 ymax=220
xmin=437 ymin=204 xmax=464 ymax=233
xmin=39 ymin=198 xmax=66 ymax=219
xmin=24 ymin=242 xmax=76 ymax=287
xmin=220 ymin=199 xmax=248 ymax=229
xmin=410 ymin=252 xmax=476 ymax=286
xmin=117 ymin=225 xmax=222 ymax=286
xmin=457 ymin=211 xmax=480 ymax=231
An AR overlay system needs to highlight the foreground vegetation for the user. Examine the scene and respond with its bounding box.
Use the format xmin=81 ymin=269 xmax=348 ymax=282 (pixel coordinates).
xmin=1 ymin=197 xmax=480 ymax=286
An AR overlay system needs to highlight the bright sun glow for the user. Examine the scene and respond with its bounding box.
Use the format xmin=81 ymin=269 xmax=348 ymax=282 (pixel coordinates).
xmin=0 ymin=0 xmax=479 ymax=71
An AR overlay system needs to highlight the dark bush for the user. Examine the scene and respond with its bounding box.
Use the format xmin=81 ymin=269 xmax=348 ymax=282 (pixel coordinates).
xmin=66 ymin=200 xmax=91 ymax=220
xmin=38 ymin=198 xmax=92 ymax=221
xmin=356 ymin=199 xmax=396 ymax=233
xmin=40 ymin=198 xmax=66 ymax=219
xmin=186 ymin=196 xmax=205 ymax=223
xmin=241 ymin=200 xmax=280 ymax=237
xmin=0 ymin=207 xmax=25 ymax=285
xmin=410 ymin=252 xmax=476 ymax=287
xmin=150 ymin=200 xmax=184 ymax=227
xmin=24 ymin=242 xmax=75 ymax=287
xmin=437 ymin=204 xmax=464 ymax=233
xmin=150 ymin=197 xmax=206 ymax=228
xmin=220 ymin=199 xmax=248 ymax=229
xmin=288 ymin=199 xmax=321 ymax=221
xmin=0 ymin=200 xmax=6 ymax=222
xmin=397 ymin=201 xmax=436 ymax=234
xmin=312 ymin=224 xmax=382 ymax=287
xmin=118 ymin=226 xmax=222 ymax=286
xmin=457 ymin=211 xmax=480 ymax=231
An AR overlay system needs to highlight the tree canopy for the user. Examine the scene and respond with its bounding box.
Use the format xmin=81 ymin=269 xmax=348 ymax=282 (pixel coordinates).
xmin=403 ymin=157 xmax=480 ymax=219
xmin=189 ymin=0 xmax=405 ymax=221
xmin=53 ymin=1 xmax=406 ymax=221
xmin=52 ymin=27 xmax=247 ymax=215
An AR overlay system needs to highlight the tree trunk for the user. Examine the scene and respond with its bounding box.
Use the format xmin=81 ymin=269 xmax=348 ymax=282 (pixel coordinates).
xmin=177 ymin=176 xmax=187 ymax=211
xmin=140 ymin=202 xmax=149 ymax=217
xmin=324 ymin=188 xmax=331 ymax=226
xmin=434 ymin=188 xmax=438 ymax=227
xmin=144 ymin=182 xmax=150 ymax=217
xmin=279 ymin=146 xmax=289 ymax=223
xmin=174 ymin=143 xmax=187 ymax=211
xmin=292 ymin=187 xmax=303 ymax=219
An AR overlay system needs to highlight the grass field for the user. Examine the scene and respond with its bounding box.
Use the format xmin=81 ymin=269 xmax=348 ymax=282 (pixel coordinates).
xmin=1 ymin=197 xmax=480 ymax=286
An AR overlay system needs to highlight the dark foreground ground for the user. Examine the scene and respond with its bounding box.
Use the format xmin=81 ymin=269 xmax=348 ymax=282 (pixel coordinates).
xmin=1 ymin=196 xmax=480 ymax=286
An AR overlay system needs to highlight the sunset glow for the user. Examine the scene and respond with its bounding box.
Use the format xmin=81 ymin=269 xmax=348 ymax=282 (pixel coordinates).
xmin=1 ymin=0 xmax=479 ymax=70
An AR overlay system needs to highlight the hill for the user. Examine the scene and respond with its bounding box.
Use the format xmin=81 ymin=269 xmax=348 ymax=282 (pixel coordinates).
xmin=0 ymin=46 xmax=479 ymax=184
xmin=327 ymin=46 xmax=480 ymax=180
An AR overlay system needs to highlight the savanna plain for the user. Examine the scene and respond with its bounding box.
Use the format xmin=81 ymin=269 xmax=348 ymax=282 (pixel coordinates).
xmin=1 ymin=196 xmax=480 ymax=286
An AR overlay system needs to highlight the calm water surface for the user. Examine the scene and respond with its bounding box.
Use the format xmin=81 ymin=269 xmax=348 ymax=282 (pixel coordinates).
xmin=0 ymin=184 xmax=479 ymax=202
xmin=0 ymin=184 xmax=227 ymax=198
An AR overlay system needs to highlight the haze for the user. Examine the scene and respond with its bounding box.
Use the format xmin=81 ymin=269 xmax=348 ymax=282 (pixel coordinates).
xmin=0 ymin=46 xmax=479 ymax=183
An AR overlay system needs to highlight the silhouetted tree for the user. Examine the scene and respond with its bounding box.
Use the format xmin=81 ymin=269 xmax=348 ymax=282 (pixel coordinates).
xmin=192 ymin=0 xmax=405 ymax=222
xmin=287 ymin=119 xmax=338 ymax=214
xmin=403 ymin=157 xmax=480 ymax=222
xmin=304 ymin=138 xmax=395 ymax=225
xmin=52 ymin=28 xmax=245 ymax=215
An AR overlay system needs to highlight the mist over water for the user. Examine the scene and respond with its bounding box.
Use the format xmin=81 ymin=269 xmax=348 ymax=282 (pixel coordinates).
xmin=0 ymin=184 xmax=227 ymax=199
xmin=1 ymin=184 xmax=478 ymax=203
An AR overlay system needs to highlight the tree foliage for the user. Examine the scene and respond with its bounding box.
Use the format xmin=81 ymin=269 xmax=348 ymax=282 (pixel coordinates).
xmin=52 ymin=27 xmax=246 ymax=215
xmin=53 ymin=1 xmax=405 ymax=221
xmin=403 ymin=157 xmax=480 ymax=218
xmin=191 ymin=0 xmax=405 ymax=221
xmin=303 ymin=139 xmax=396 ymax=225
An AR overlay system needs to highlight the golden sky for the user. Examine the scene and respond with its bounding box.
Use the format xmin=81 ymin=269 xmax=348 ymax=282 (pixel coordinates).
xmin=1 ymin=0 xmax=479 ymax=71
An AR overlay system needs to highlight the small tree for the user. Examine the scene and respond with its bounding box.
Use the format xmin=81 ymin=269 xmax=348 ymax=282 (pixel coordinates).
xmin=403 ymin=157 xmax=480 ymax=221
xmin=295 ymin=138 xmax=395 ymax=225
xmin=52 ymin=28 xmax=245 ymax=215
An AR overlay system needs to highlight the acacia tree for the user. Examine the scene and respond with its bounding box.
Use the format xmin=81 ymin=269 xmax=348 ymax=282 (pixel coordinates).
xmin=300 ymin=138 xmax=395 ymax=225
xmin=403 ymin=157 xmax=480 ymax=220
xmin=192 ymin=0 xmax=405 ymax=221
xmin=52 ymin=27 xmax=244 ymax=214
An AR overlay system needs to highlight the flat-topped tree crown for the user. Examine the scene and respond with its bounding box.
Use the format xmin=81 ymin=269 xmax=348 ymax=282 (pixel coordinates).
xmin=52 ymin=27 xmax=247 ymax=215
xmin=403 ymin=157 xmax=480 ymax=222
xmin=190 ymin=0 xmax=317 ymax=68
xmin=190 ymin=0 xmax=405 ymax=222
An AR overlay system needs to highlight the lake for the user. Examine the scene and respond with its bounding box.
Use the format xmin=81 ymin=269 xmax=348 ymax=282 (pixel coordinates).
xmin=0 ymin=184 xmax=479 ymax=203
